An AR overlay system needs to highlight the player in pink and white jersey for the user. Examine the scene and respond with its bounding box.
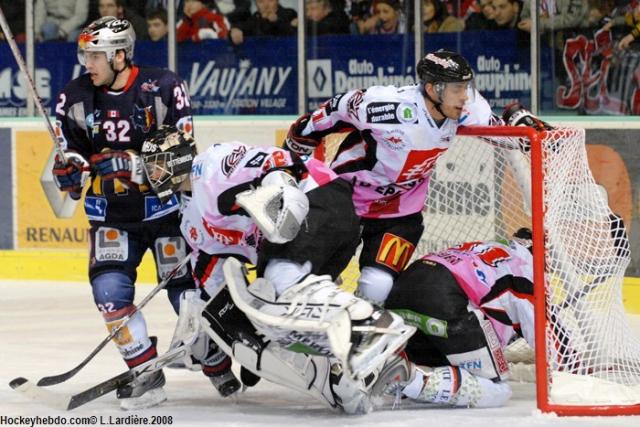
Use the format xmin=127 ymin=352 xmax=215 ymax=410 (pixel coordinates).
xmin=376 ymin=228 xmax=536 ymax=408
xmin=140 ymin=126 xmax=415 ymax=414
xmin=284 ymin=50 xmax=549 ymax=307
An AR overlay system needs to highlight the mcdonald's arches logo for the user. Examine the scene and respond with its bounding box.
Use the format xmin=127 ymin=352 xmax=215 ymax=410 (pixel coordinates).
xmin=376 ymin=233 xmax=415 ymax=272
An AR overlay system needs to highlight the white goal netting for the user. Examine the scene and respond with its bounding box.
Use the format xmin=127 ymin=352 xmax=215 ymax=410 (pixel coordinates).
xmin=323 ymin=126 xmax=640 ymax=411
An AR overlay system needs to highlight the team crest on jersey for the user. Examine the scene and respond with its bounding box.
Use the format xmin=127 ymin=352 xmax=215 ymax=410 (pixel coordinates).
xmin=397 ymin=148 xmax=446 ymax=182
xmin=382 ymin=129 xmax=408 ymax=151
xmin=141 ymin=79 xmax=160 ymax=93
xmin=347 ymin=90 xmax=364 ymax=120
xmin=456 ymin=242 xmax=511 ymax=268
xmin=184 ymin=220 xmax=204 ymax=246
xmin=131 ymin=105 xmax=155 ymax=133
xmin=202 ymin=219 xmax=244 ymax=245
xmin=221 ymin=146 xmax=247 ymax=177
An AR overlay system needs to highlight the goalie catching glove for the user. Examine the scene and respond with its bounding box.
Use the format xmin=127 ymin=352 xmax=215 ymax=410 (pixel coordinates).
xmin=235 ymin=170 xmax=310 ymax=244
xmin=52 ymin=151 xmax=91 ymax=199
xmin=90 ymin=148 xmax=147 ymax=188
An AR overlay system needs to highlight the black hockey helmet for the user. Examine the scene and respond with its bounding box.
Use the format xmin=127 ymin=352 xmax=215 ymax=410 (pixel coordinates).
xmin=141 ymin=125 xmax=197 ymax=204
xmin=512 ymin=227 xmax=533 ymax=252
xmin=416 ymin=50 xmax=474 ymax=85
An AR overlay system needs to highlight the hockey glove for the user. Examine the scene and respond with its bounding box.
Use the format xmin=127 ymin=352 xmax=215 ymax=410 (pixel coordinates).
xmin=283 ymin=114 xmax=319 ymax=156
xmin=90 ymin=149 xmax=146 ymax=186
xmin=52 ymin=151 xmax=90 ymax=199
xmin=502 ymin=103 xmax=554 ymax=152
xmin=503 ymin=103 xmax=553 ymax=131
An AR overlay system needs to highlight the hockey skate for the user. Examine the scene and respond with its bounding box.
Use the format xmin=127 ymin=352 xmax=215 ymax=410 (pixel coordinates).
xmin=117 ymin=368 xmax=167 ymax=410
xmin=200 ymin=342 xmax=242 ymax=397
xmin=223 ymin=258 xmax=416 ymax=381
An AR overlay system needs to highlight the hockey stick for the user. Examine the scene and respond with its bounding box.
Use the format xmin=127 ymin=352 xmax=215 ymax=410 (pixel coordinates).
xmin=0 ymin=6 xmax=65 ymax=161
xmin=31 ymin=255 xmax=191 ymax=387
xmin=10 ymin=345 xmax=189 ymax=411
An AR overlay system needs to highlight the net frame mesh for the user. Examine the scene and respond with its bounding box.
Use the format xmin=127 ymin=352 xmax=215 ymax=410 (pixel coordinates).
xmin=320 ymin=126 xmax=640 ymax=414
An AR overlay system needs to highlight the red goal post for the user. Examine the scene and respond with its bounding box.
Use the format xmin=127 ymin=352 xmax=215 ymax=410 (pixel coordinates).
xmin=320 ymin=124 xmax=638 ymax=416
xmin=444 ymin=125 xmax=637 ymax=416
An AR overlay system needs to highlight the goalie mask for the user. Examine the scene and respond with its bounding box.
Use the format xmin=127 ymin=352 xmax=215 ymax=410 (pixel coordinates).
xmin=141 ymin=125 xmax=197 ymax=204
xmin=416 ymin=50 xmax=476 ymax=117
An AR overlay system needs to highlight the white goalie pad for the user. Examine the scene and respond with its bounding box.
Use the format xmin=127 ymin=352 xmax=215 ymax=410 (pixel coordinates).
xmin=235 ymin=184 xmax=309 ymax=244
xmin=166 ymin=290 xmax=208 ymax=371
xmin=222 ymin=258 xmax=416 ymax=381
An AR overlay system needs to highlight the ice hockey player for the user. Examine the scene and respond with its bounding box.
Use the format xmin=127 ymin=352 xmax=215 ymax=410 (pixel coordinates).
xmin=283 ymin=49 xmax=550 ymax=307
xmin=140 ymin=126 xmax=415 ymax=414
xmin=374 ymin=228 xmax=537 ymax=408
xmin=50 ymin=17 xmax=240 ymax=410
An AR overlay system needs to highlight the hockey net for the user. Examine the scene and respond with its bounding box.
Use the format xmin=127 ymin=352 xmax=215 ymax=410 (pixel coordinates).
xmin=319 ymin=125 xmax=639 ymax=415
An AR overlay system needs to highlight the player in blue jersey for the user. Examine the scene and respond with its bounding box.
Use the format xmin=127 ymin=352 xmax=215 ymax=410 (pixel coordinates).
xmin=50 ymin=16 xmax=240 ymax=409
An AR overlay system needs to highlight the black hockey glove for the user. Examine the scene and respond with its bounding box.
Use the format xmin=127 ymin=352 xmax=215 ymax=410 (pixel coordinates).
xmin=52 ymin=151 xmax=90 ymax=199
xmin=502 ymin=103 xmax=553 ymax=131
xmin=283 ymin=114 xmax=320 ymax=156
xmin=502 ymin=103 xmax=554 ymax=152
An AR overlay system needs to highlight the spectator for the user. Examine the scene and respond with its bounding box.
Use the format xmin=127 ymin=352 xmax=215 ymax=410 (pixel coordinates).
xmin=0 ymin=0 xmax=26 ymax=42
xmin=465 ymin=0 xmax=498 ymax=30
xmin=35 ymin=0 xmax=89 ymax=41
xmin=368 ymin=0 xmax=408 ymax=34
xmin=618 ymin=2 xmax=640 ymax=49
xmin=147 ymin=8 xmax=169 ymax=41
xmin=491 ymin=0 xmax=521 ymax=29
xmin=177 ymin=0 xmax=230 ymax=41
xmin=518 ymin=0 xmax=589 ymax=33
xmin=99 ymin=0 xmax=149 ymax=40
xmin=351 ymin=0 xmax=377 ymax=34
xmin=212 ymin=0 xmax=252 ymax=25
xmin=423 ymin=0 xmax=464 ymax=32
xmin=229 ymin=0 xmax=297 ymax=45
xmin=305 ymin=0 xmax=351 ymax=35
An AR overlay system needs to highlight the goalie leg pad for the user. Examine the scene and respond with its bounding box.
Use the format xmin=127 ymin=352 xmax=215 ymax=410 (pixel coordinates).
xmin=199 ymin=290 xmax=339 ymax=408
xmin=223 ymin=257 xmax=414 ymax=381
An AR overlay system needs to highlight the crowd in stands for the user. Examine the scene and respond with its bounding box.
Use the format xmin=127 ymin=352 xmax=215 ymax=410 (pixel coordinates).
xmin=0 ymin=0 xmax=639 ymax=51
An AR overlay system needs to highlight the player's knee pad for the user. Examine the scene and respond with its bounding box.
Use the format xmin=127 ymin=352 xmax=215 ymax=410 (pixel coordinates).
xmin=91 ymin=271 xmax=135 ymax=311
xmin=356 ymin=267 xmax=394 ymax=306
xmin=263 ymin=258 xmax=312 ymax=296
xmin=445 ymin=310 xmax=510 ymax=381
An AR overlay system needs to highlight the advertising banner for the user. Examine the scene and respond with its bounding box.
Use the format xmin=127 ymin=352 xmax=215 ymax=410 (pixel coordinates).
xmin=1 ymin=32 xmax=541 ymax=117
xmin=15 ymin=131 xmax=89 ymax=249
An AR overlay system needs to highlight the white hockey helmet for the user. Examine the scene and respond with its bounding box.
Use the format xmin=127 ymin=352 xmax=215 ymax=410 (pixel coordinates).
xmin=77 ymin=16 xmax=136 ymax=66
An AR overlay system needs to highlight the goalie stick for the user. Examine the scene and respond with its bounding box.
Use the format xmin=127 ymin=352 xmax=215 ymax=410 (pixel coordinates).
xmin=10 ymin=345 xmax=189 ymax=411
xmin=29 ymin=255 xmax=191 ymax=387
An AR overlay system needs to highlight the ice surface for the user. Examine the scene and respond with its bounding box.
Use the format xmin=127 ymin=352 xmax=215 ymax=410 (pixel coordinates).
xmin=1 ymin=280 xmax=639 ymax=426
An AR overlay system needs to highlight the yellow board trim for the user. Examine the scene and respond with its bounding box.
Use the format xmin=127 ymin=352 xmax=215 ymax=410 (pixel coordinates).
xmin=1 ymin=250 xmax=640 ymax=315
